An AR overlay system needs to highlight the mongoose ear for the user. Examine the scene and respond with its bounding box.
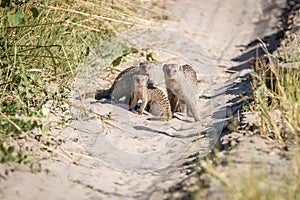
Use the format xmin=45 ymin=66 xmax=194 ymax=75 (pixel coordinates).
xmin=139 ymin=62 xmax=145 ymax=67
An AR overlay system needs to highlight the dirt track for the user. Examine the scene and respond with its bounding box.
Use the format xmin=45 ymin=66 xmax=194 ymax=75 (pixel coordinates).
xmin=0 ymin=0 xmax=296 ymax=199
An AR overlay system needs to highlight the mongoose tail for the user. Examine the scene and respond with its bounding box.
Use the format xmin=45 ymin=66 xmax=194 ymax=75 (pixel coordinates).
xmin=95 ymin=88 xmax=111 ymax=100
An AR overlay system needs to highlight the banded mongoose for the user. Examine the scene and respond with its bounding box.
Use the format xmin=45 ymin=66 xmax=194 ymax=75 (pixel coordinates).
xmin=164 ymin=64 xmax=198 ymax=114
xmin=95 ymin=62 xmax=154 ymax=104
xmin=129 ymin=75 xmax=172 ymax=121
xmin=163 ymin=63 xmax=201 ymax=121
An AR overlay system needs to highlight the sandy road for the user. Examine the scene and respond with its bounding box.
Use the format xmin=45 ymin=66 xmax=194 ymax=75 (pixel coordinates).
xmin=0 ymin=0 xmax=288 ymax=199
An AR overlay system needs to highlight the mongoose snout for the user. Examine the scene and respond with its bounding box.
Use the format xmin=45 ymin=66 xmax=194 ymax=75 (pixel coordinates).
xmin=163 ymin=64 xmax=178 ymax=79
xmin=133 ymin=75 xmax=148 ymax=87
xmin=140 ymin=62 xmax=154 ymax=75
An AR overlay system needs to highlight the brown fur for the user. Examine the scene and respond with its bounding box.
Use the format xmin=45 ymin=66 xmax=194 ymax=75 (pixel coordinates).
xmin=95 ymin=62 xmax=154 ymax=104
xmin=130 ymin=75 xmax=172 ymax=121
xmin=163 ymin=64 xmax=200 ymax=121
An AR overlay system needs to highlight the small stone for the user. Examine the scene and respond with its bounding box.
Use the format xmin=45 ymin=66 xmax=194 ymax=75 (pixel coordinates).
xmin=171 ymin=192 xmax=185 ymax=200
xmin=230 ymin=140 xmax=237 ymax=147
xmin=236 ymin=136 xmax=244 ymax=142
xmin=186 ymin=176 xmax=198 ymax=186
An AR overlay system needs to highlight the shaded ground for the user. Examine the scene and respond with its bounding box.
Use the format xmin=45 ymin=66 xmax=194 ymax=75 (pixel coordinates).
xmin=167 ymin=0 xmax=300 ymax=199
xmin=0 ymin=0 xmax=299 ymax=200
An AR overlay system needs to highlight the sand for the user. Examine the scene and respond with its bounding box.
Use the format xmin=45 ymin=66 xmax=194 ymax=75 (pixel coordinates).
xmin=0 ymin=0 xmax=293 ymax=199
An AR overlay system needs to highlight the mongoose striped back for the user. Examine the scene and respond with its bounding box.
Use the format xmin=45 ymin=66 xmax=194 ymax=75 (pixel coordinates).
xmin=95 ymin=62 xmax=154 ymax=104
xmin=163 ymin=63 xmax=201 ymax=121
xmin=130 ymin=75 xmax=172 ymax=121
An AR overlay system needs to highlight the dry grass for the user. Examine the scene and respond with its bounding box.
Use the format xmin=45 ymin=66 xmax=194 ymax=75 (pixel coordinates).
xmin=193 ymin=39 xmax=300 ymax=199
xmin=0 ymin=0 xmax=170 ymax=164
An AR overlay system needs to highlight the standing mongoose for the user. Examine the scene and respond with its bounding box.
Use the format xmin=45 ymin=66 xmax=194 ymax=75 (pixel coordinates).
xmin=129 ymin=75 xmax=172 ymax=121
xmin=95 ymin=62 xmax=154 ymax=104
xmin=170 ymin=64 xmax=198 ymax=114
xmin=163 ymin=63 xmax=201 ymax=121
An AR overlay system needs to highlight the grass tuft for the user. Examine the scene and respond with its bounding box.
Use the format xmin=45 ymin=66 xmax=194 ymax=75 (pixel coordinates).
xmin=0 ymin=0 xmax=168 ymax=165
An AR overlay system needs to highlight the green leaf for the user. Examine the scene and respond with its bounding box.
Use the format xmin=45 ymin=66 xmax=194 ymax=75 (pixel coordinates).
xmin=41 ymin=106 xmax=50 ymax=117
xmin=0 ymin=0 xmax=10 ymax=9
xmin=7 ymin=146 xmax=15 ymax=154
xmin=130 ymin=47 xmax=138 ymax=54
xmin=146 ymin=52 xmax=156 ymax=61
xmin=8 ymin=11 xmax=25 ymax=26
xmin=30 ymin=7 xmax=39 ymax=18
xmin=112 ymin=56 xmax=122 ymax=67
xmin=29 ymin=73 xmax=38 ymax=81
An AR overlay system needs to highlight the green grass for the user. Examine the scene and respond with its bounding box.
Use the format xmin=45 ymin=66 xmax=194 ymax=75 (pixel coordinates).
xmin=251 ymin=46 xmax=300 ymax=144
xmin=192 ymin=42 xmax=300 ymax=199
xmin=244 ymin=46 xmax=300 ymax=199
xmin=0 ymin=0 xmax=167 ymax=165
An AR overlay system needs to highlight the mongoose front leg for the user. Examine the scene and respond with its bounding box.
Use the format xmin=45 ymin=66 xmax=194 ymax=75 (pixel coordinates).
xmin=163 ymin=64 xmax=202 ymax=122
xmin=139 ymin=99 xmax=148 ymax=115
xmin=167 ymin=88 xmax=178 ymax=114
xmin=186 ymin=99 xmax=201 ymax=121
xmin=129 ymin=93 xmax=139 ymax=111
